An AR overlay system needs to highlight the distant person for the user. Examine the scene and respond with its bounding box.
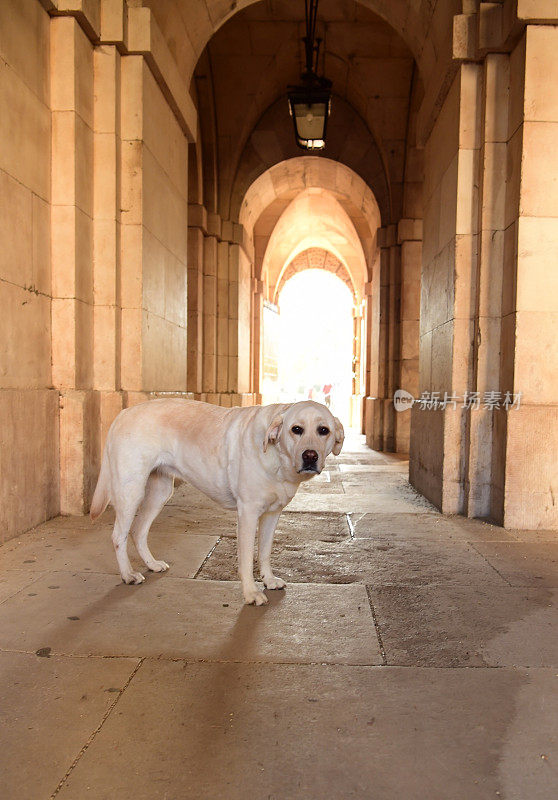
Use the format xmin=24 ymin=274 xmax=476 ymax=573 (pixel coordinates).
xmin=308 ymin=387 xmax=314 ymax=400
xmin=323 ymin=383 xmax=332 ymax=408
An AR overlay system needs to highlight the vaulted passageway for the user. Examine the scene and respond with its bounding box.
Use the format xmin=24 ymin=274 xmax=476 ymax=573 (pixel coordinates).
xmin=1 ymin=3 xmax=557 ymax=540
xmin=2 ymin=0 xmax=558 ymax=796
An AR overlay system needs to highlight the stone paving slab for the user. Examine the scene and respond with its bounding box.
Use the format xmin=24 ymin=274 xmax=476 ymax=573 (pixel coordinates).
xmin=351 ymin=512 xmax=516 ymax=542
xmin=197 ymin=534 xmax=508 ymax=587
xmin=0 ymin=526 xmax=218 ymax=579
xmin=369 ymin=585 xmax=558 ymax=667
xmin=340 ymin=471 xmax=408 ymax=486
xmin=297 ymin=480 xmax=346 ymax=494
xmin=299 ymin=474 xmax=346 ymax=490
xmin=0 ymin=651 xmax=138 ymax=800
xmin=507 ymin=529 xmax=558 ymax=542
xmin=0 ymin=572 xmax=381 ymax=665
xmin=338 ymin=463 xmax=408 ymax=472
xmin=334 ymin=453 xmax=393 ymax=465
xmin=472 ymin=542 xmax=558 ymax=587
xmin=0 ymin=570 xmax=43 ymax=604
xmin=56 ymin=661 xmax=558 ymax=800
xmin=286 ymin=490 xmax=437 ymax=513
xmin=214 ymin=510 xmax=348 ymax=541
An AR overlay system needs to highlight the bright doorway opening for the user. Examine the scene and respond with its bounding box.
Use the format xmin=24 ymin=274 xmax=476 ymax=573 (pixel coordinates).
xmin=262 ymin=269 xmax=355 ymax=428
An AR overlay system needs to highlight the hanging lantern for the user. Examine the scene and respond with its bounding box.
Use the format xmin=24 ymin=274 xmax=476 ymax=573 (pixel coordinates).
xmin=287 ymin=0 xmax=332 ymax=151
xmin=287 ymin=85 xmax=331 ymax=150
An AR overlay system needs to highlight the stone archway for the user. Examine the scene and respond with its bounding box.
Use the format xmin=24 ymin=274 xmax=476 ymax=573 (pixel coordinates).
xmin=237 ymin=158 xmax=379 ymax=417
xmin=274 ymin=248 xmax=354 ymax=302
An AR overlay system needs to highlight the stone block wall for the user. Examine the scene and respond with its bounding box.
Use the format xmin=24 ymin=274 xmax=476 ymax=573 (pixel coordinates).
xmin=410 ymin=20 xmax=558 ymax=529
xmin=0 ymin=0 xmax=204 ymax=541
xmin=0 ymin=0 xmax=59 ymax=543
xmin=410 ymin=64 xmax=481 ymax=514
xmin=491 ymin=27 xmax=558 ymax=528
xmin=120 ymin=55 xmax=189 ymax=393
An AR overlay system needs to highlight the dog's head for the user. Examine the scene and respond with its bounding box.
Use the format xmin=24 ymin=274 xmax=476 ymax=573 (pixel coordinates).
xmin=263 ymin=401 xmax=344 ymax=477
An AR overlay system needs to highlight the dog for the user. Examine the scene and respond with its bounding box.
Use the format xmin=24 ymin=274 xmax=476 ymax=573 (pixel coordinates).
xmin=90 ymin=399 xmax=344 ymax=605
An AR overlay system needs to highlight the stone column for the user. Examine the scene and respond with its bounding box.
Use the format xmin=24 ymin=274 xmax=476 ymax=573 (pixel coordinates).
xmin=410 ymin=63 xmax=481 ymax=513
xmin=350 ymin=303 xmax=362 ymax=428
xmin=364 ymin=225 xmax=397 ymax=450
xmin=492 ymin=27 xmax=558 ymax=528
xmin=119 ymin=53 xmax=189 ymax=398
xmin=187 ymin=203 xmax=205 ymax=395
xmin=202 ymin=213 xmax=220 ymax=399
xmin=395 ymin=219 xmax=422 ymax=453
xmin=252 ymin=278 xmax=264 ymax=405
xmin=217 ymin=239 xmax=230 ymax=393
xmin=51 ymin=16 xmax=98 ymax=513
xmin=461 ymin=54 xmax=508 ymax=519
xmin=93 ymin=42 xmax=124 ymax=451
xmin=385 ymin=229 xmax=401 ymax=451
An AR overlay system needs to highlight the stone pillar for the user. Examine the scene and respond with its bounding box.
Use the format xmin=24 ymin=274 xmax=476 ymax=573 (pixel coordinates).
xmin=350 ymin=304 xmax=362 ymax=428
xmin=119 ymin=53 xmax=189 ymax=395
xmin=93 ymin=43 xmax=124 ymax=451
xmin=395 ymin=219 xmax=422 ymax=453
xmin=365 ymin=224 xmax=398 ymax=450
xmin=385 ymin=229 xmax=401 ymax=451
xmin=252 ymin=278 xmax=264 ymax=404
xmin=461 ymin=54 xmax=508 ymax=519
xmin=492 ymin=27 xmax=558 ymax=528
xmin=202 ymin=215 xmax=219 ymax=397
xmin=50 ymin=16 xmax=98 ymax=513
xmin=236 ymin=241 xmax=253 ymax=399
xmin=217 ymin=240 xmax=230 ymax=393
xmin=410 ymin=63 xmax=481 ymax=513
xmin=187 ymin=203 xmax=205 ymax=395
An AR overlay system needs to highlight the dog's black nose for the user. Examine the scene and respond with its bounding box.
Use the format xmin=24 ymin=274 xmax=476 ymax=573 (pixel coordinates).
xmin=302 ymin=449 xmax=318 ymax=465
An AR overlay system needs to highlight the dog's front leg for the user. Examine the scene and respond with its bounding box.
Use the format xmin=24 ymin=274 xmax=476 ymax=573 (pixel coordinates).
xmin=258 ymin=510 xmax=286 ymax=590
xmin=237 ymin=502 xmax=268 ymax=606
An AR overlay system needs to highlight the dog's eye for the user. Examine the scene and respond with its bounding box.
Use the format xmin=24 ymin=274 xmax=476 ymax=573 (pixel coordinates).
xmin=318 ymin=426 xmax=330 ymax=436
xmin=291 ymin=425 xmax=304 ymax=435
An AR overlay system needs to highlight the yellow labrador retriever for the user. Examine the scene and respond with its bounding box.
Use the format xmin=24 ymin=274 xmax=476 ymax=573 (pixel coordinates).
xmin=90 ymin=399 xmax=344 ymax=605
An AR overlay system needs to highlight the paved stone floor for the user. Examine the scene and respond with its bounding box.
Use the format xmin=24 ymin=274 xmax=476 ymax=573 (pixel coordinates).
xmin=1 ymin=434 xmax=558 ymax=799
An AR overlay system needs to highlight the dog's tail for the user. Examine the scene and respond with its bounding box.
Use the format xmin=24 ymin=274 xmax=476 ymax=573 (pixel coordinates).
xmin=90 ymin=447 xmax=111 ymax=521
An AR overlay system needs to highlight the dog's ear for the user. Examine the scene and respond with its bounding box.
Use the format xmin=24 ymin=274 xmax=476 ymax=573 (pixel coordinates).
xmin=332 ymin=416 xmax=345 ymax=455
xmin=263 ymin=414 xmax=284 ymax=452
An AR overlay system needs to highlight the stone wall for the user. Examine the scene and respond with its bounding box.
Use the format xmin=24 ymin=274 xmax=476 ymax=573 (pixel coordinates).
xmin=410 ymin=18 xmax=558 ymax=529
xmin=120 ymin=56 xmax=189 ymax=393
xmin=0 ymin=0 xmax=200 ymax=541
xmin=492 ymin=28 xmax=558 ymax=528
xmin=0 ymin=0 xmax=58 ymax=543
xmin=410 ymin=65 xmax=480 ymax=513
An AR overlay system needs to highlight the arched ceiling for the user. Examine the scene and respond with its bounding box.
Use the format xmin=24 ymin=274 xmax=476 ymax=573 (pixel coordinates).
xmin=261 ymin=188 xmax=368 ymax=303
xmin=276 ymin=248 xmax=354 ymax=302
xmin=143 ymin=0 xmax=459 ymax=90
xmin=241 ymin=157 xmax=381 ymax=280
xmin=191 ymin=0 xmax=420 ymax=222
xmin=230 ymin=95 xmax=391 ymax=222
xmin=141 ymin=1 xmax=463 ymax=221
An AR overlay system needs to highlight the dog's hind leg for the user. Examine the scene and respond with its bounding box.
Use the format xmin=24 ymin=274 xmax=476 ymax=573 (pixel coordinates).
xmin=131 ymin=470 xmax=173 ymax=573
xmin=112 ymin=482 xmax=146 ymax=585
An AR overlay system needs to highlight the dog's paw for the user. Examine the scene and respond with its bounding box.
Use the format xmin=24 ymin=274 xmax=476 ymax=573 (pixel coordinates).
xmin=262 ymin=575 xmax=286 ymax=590
xmin=121 ymin=570 xmax=145 ymax=585
xmin=243 ymin=588 xmax=268 ymax=606
xmin=147 ymin=559 xmax=170 ymax=573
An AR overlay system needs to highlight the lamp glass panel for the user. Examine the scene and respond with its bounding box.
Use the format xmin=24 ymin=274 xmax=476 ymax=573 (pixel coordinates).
xmin=293 ymin=101 xmax=327 ymax=140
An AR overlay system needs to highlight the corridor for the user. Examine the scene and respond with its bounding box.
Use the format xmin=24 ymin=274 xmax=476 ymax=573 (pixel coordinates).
xmin=1 ymin=435 xmax=557 ymax=799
